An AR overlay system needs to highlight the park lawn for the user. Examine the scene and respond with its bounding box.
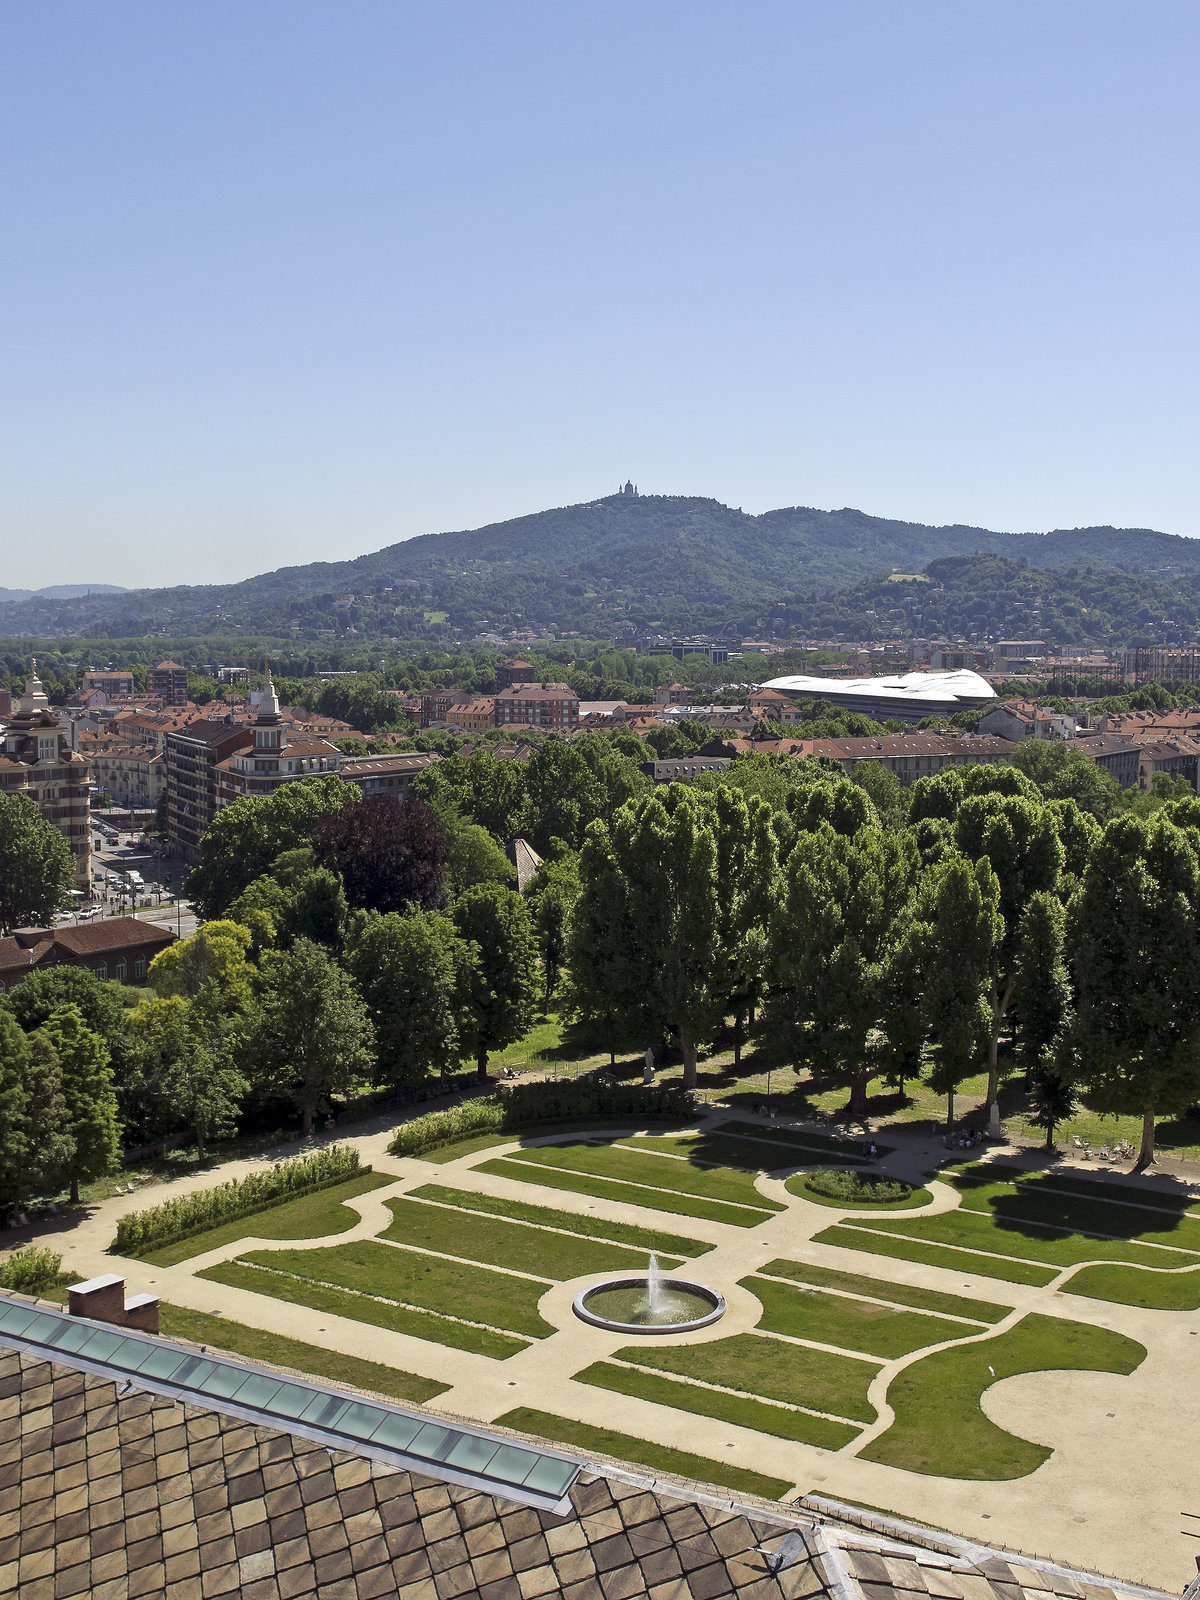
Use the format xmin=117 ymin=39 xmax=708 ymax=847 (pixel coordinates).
xmin=477 ymin=1157 xmax=771 ymax=1227
xmin=139 ymin=1172 xmax=398 ymax=1266
xmin=813 ymin=1225 xmax=1058 ymax=1287
xmin=418 ymin=1134 xmax=520 ymax=1165
xmin=861 ymin=1207 xmax=1200 ymax=1270
xmin=408 ymin=1184 xmax=713 ymax=1258
xmin=1062 ymin=1262 xmax=1200 ymax=1310
xmin=746 ymin=1276 xmax=974 ymax=1360
xmin=950 ymin=1173 xmax=1200 ymax=1251
xmin=620 ymin=1131 xmax=855 ymax=1174
xmin=862 ymin=1313 xmax=1146 ymax=1479
xmin=226 ymin=1240 xmax=555 ymax=1338
xmin=757 ymin=1259 xmax=1009 ymax=1322
xmin=495 ymin=1407 xmax=791 ymax=1501
xmin=576 ymin=1361 xmax=860 ymax=1449
xmin=157 ymin=1304 xmax=448 ymax=1404
xmin=380 ymin=1197 xmax=656 ymax=1279
xmin=996 ymin=1170 xmax=1200 ymax=1217
xmin=610 ymin=1330 xmax=879 ymax=1422
xmin=722 ymin=1121 xmax=894 ymax=1158
xmin=785 ymin=1174 xmax=933 ymax=1211
xmin=198 ymin=1258 xmax=528 ymax=1359
xmin=499 ymin=1139 xmax=784 ymax=1212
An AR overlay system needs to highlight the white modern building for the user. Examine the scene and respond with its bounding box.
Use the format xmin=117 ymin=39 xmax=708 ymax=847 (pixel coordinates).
xmin=759 ymin=668 xmax=996 ymax=725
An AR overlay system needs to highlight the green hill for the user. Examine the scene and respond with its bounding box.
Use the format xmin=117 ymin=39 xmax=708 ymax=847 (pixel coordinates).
xmin=2 ymin=494 xmax=1197 ymax=642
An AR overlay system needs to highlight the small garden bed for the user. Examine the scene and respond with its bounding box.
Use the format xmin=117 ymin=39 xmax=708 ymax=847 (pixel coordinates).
xmin=788 ymin=1168 xmax=931 ymax=1210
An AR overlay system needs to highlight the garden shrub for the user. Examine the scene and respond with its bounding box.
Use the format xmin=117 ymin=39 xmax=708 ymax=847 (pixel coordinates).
xmin=804 ymin=1168 xmax=914 ymax=1204
xmin=113 ymin=1146 xmax=364 ymax=1257
xmin=388 ymin=1080 xmax=695 ymax=1158
xmin=0 ymin=1246 xmax=78 ymax=1294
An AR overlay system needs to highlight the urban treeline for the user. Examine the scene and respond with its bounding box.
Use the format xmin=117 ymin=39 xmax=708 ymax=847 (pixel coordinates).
xmin=4 ymin=720 xmax=1200 ymax=1219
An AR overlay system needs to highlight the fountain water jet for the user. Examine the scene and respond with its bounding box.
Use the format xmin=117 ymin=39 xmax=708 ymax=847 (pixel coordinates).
xmin=573 ymin=1253 xmax=725 ymax=1334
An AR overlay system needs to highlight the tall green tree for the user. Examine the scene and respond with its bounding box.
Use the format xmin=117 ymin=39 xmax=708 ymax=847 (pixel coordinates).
xmin=525 ymin=855 xmax=581 ymax=1007
xmin=712 ymin=787 xmax=777 ymax=1066
xmin=345 ymin=911 xmax=470 ymax=1085
xmin=1067 ymin=815 xmax=1200 ymax=1168
xmin=227 ymin=849 xmax=348 ymax=951
xmin=0 ymin=1009 xmax=30 ymax=1216
xmin=452 ymin=884 xmax=539 ymax=1080
xmin=37 ymin=1004 xmax=121 ymax=1203
xmin=1014 ymin=890 xmax=1076 ymax=1151
xmin=22 ymin=1032 xmax=75 ymax=1200
xmin=564 ymin=822 xmax=642 ymax=1066
xmin=953 ymin=792 xmax=1064 ymax=1130
xmin=764 ymin=822 xmax=917 ymax=1116
xmin=602 ymin=788 xmax=724 ymax=1089
xmin=126 ymin=995 xmax=246 ymax=1161
xmin=916 ymin=853 xmax=1002 ymax=1126
xmin=0 ymin=792 xmax=75 ymax=929
xmin=185 ymin=775 xmax=359 ymax=918
xmin=149 ymin=920 xmax=255 ymax=1016
xmin=245 ymin=939 xmax=376 ymax=1133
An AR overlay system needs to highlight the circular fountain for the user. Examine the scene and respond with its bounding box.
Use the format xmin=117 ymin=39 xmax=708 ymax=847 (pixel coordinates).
xmin=572 ymin=1254 xmax=726 ymax=1334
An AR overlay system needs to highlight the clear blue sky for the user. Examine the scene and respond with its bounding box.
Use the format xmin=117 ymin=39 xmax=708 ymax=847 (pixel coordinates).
xmin=1 ymin=1 xmax=1196 ymax=588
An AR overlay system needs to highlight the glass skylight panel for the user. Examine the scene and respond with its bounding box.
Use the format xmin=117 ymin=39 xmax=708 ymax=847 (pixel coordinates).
xmin=444 ymin=1432 xmax=501 ymax=1474
xmin=485 ymin=1444 xmax=542 ymax=1486
xmin=523 ymin=1456 xmax=579 ymax=1497
xmin=0 ymin=1295 xmax=580 ymax=1507
xmin=368 ymin=1412 xmax=423 ymax=1452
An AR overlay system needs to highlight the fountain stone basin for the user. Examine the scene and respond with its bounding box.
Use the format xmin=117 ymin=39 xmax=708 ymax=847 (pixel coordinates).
xmin=573 ymin=1255 xmax=726 ymax=1335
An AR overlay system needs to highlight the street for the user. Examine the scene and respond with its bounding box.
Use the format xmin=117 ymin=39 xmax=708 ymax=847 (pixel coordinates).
xmin=57 ymin=820 xmax=199 ymax=939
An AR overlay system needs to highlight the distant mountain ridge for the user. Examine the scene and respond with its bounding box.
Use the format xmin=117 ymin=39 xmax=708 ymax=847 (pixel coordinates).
xmin=0 ymin=583 xmax=127 ymax=605
xmin=0 ymin=496 xmax=1195 ymax=641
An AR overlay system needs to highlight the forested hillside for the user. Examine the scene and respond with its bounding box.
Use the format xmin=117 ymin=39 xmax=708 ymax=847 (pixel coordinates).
xmin=2 ymin=493 xmax=1198 ymax=643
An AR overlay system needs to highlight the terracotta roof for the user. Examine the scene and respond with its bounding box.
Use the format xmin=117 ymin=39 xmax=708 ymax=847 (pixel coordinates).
xmin=0 ymin=935 xmax=52 ymax=974
xmin=49 ymin=918 xmax=176 ymax=957
xmin=341 ymin=753 xmax=441 ymax=776
xmin=0 ymin=1310 xmax=1168 ymax=1600
xmin=495 ymin=683 xmax=577 ymax=700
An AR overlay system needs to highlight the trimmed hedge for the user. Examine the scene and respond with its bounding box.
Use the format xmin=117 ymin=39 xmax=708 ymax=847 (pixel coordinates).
xmin=803 ymin=1168 xmax=914 ymax=1204
xmin=388 ymin=1080 xmax=696 ymax=1159
xmin=113 ymin=1147 xmax=364 ymax=1258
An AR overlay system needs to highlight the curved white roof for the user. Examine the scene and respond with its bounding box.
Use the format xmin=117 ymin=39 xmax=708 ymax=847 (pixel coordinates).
xmin=761 ymin=668 xmax=996 ymax=706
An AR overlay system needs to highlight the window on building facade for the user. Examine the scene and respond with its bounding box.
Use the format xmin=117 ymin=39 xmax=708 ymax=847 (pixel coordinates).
xmin=115 ymin=961 xmax=127 ymax=982
xmin=134 ymin=957 xmax=146 ymax=980
xmin=95 ymin=964 xmax=107 ymax=981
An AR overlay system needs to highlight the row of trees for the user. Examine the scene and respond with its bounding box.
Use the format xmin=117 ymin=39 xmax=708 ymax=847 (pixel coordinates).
xmin=563 ymin=763 xmax=1200 ymax=1166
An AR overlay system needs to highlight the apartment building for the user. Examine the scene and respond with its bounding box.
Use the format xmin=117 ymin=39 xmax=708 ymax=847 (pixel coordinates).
xmin=0 ymin=663 xmax=91 ymax=885
xmin=494 ymin=657 xmax=536 ymax=690
xmin=214 ymin=678 xmax=343 ymax=811
xmin=82 ymin=669 xmax=135 ymax=696
xmin=493 ymin=682 xmax=579 ymax=733
xmin=151 ymin=661 xmax=189 ymax=706
xmin=340 ymin=751 xmax=440 ymax=799
xmin=86 ymin=744 xmax=165 ymax=809
xmin=445 ymin=697 xmax=497 ymax=733
xmin=164 ymin=719 xmax=254 ymax=861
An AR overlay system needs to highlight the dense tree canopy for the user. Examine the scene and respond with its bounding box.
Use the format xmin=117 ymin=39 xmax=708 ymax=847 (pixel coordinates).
xmin=0 ymin=792 xmax=75 ymax=930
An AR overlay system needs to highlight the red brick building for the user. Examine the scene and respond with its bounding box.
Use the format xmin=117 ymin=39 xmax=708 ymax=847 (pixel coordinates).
xmin=493 ymin=683 xmax=579 ymax=734
xmin=0 ymin=916 xmax=175 ymax=993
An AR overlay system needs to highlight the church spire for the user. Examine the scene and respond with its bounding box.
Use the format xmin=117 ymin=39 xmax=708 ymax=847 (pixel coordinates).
xmin=17 ymin=658 xmax=50 ymax=714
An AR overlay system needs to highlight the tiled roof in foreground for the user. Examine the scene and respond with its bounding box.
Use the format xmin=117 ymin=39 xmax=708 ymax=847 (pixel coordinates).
xmin=0 ymin=1296 xmax=1172 ymax=1600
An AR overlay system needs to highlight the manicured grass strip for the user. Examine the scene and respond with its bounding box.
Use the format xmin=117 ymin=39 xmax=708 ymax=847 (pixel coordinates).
xmin=955 ymin=1164 xmax=1200 ymax=1218
xmin=784 ymin=1172 xmax=933 ymax=1211
xmin=418 ymin=1134 xmax=518 ymax=1164
xmin=746 ymin=1277 xmax=973 ymax=1360
xmin=495 ymin=1407 xmax=791 ymax=1501
xmin=813 ymin=1225 xmax=1057 ymax=1287
xmin=619 ymin=1132 xmax=856 ymax=1173
xmin=477 ymin=1157 xmax=770 ymax=1227
xmin=758 ymin=1260 xmax=1010 ymax=1322
xmin=381 ymin=1197 xmax=656 ymax=1279
xmin=722 ymin=1121 xmax=894 ymax=1157
xmin=576 ymin=1361 xmax=860 ymax=1449
xmin=141 ymin=1173 xmax=397 ymax=1266
xmin=498 ymin=1140 xmax=783 ymax=1212
xmin=611 ymin=1331 xmax=879 ymax=1422
xmin=156 ymin=1304 xmax=448 ymax=1403
xmin=950 ymin=1174 xmax=1200 ymax=1251
xmin=1062 ymin=1262 xmax=1200 ymax=1310
xmin=409 ymin=1184 xmax=713 ymax=1258
xmin=229 ymin=1241 xmax=555 ymax=1338
xmin=863 ymin=1208 xmax=1199 ymax=1270
xmin=198 ymin=1259 xmax=527 ymax=1360
xmin=862 ymin=1313 xmax=1146 ymax=1479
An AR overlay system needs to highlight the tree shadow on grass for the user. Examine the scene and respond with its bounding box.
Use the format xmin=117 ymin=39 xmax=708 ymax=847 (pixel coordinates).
xmin=949 ymin=1164 xmax=1200 ymax=1247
